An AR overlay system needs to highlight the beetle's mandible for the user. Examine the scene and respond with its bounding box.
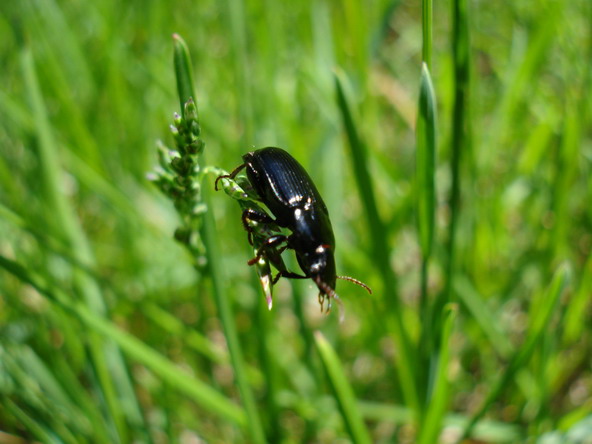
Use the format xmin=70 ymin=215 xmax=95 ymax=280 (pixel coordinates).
xmin=215 ymin=147 xmax=371 ymax=313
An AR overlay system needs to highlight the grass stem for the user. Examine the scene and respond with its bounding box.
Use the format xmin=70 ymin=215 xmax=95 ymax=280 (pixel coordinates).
xmin=172 ymin=34 xmax=266 ymax=444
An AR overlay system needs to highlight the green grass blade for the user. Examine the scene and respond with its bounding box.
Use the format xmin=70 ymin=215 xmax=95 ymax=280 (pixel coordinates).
xmin=422 ymin=0 xmax=433 ymax=66
xmin=16 ymin=346 xmax=101 ymax=434
xmin=3 ymin=399 xmax=64 ymax=444
xmin=552 ymin=107 xmax=580 ymax=260
xmin=201 ymin=188 xmax=266 ymax=442
xmin=334 ymin=71 xmax=389 ymax=272
xmin=416 ymin=63 xmax=437 ymax=261
xmin=314 ymin=331 xmax=372 ymax=444
xmin=173 ymin=34 xmax=195 ymax=117
xmin=20 ymin=42 xmax=143 ymax=441
xmin=485 ymin=1 xmax=563 ymax=163
xmin=172 ymin=34 xmax=266 ymax=444
xmin=563 ymin=252 xmax=592 ymax=344
xmin=445 ymin=0 xmax=471 ymax=309
xmin=454 ymin=276 xmax=513 ymax=357
xmin=20 ymin=46 xmax=75 ymax=246
xmin=0 ymin=254 xmax=247 ymax=427
xmin=223 ymin=0 xmax=254 ymax=140
xmin=16 ymin=1 xmax=100 ymax=166
xmin=78 ymin=297 xmax=247 ymax=427
xmin=334 ymin=70 xmax=419 ymax=415
xmin=418 ymin=304 xmax=457 ymax=444
xmin=359 ymin=400 xmax=521 ymax=442
xmin=2 ymin=345 xmax=112 ymax=443
xmin=416 ymin=62 xmax=438 ymax=418
xmin=458 ymin=264 xmax=570 ymax=442
xmin=74 ymin=291 xmax=247 ymax=427
xmin=143 ymin=303 xmax=227 ymax=364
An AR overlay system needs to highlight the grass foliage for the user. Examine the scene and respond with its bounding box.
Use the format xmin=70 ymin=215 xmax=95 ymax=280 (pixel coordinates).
xmin=1 ymin=0 xmax=591 ymax=443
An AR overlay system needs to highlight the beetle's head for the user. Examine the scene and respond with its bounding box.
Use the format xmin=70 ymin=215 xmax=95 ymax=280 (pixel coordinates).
xmin=310 ymin=244 xmax=337 ymax=294
xmin=297 ymin=243 xmax=373 ymax=317
xmin=296 ymin=244 xmax=337 ymax=309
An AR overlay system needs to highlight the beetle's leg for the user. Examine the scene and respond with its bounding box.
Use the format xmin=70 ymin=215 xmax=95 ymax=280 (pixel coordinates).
xmin=242 ymin=208 xmax=276 ymax=245
xmin=256 ymin=242 xmax=307 ymax=283
xmin=272 ymin=270 xmax=308 ymax=285
xmin=248 ymin=233 xmax=308 ymax=285
xmin=247 ymin=234 xmax=289 ymax=266
xmin=214 ymin=163 xmax=247 ymax=191
xmin=242 ymin=208 xmax=275 ymax=227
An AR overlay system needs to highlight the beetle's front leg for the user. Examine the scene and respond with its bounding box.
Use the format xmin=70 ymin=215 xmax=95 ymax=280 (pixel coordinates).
xmin=241 ymin=208 xmax=277 ymax=246
xmin=214 ymin=163 xmax=246 ymax=191
xmin=249 ymin=237 xmax=307 ymax=283
xmin=247 ymin=234 xmax=288 ymax=266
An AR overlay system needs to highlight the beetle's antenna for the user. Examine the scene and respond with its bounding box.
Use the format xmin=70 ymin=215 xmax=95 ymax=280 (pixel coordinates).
xmin=337 ymin=275 xmax=372 ymax=295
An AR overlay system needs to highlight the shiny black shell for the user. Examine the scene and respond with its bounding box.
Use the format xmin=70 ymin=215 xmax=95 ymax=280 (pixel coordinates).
xmin=242 ymin=149 xmax=325 ymax=219
xmin=242 ymin=147 xmax=336 ymax=288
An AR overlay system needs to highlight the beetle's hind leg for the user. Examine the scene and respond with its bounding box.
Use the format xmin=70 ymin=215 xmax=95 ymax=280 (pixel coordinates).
xmin=214 ymin=163 xmax=247 ymax=191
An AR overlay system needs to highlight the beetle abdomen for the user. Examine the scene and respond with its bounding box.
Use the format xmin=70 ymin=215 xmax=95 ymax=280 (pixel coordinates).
xmin=244 ymin=147 xmax=328 ymax=215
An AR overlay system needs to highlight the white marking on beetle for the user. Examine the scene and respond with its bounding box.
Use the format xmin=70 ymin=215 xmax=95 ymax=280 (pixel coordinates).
xmin=289 ymin=195 xmax=303 ymax=205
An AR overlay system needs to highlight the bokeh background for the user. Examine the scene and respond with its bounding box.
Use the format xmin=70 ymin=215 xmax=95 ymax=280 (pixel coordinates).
xmin=1 ymin=0 xmax=591 ymax=443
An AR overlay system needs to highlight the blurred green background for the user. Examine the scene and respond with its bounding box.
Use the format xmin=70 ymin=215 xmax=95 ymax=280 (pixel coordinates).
xmin=1 ymin=0 xmax=591 ymax=443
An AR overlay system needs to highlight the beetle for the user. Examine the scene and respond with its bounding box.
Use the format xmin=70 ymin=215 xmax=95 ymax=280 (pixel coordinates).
xmin=215 ymin=147 xmax=371 ymax=313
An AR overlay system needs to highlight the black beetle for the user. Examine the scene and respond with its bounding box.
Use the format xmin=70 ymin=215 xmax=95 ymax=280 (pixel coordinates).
xmin=215 ymin=147 xmax=371 ymax=313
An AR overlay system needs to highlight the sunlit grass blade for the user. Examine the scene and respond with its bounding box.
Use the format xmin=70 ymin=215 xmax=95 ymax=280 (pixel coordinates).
xmin=446 ymin=0 xmax=470 ymax=308
xmin=485 ymin=1 xmax=563 ymax=163
xmin=314 ymin=331 xmax=372 ymax=444
xmin=416 ymin=63 xmax=437 ymax=263
xmin=454 ymin=276 xmax=513 ymax=357
xmin=422 ymin=0 xmax=433 ymax=66
xmin=3 ymin=399 xmax=63 ymax=444
xmin=563 ymin=252 xmax=592 ymax=344
xmin=27 ymin=0 xmax=93 ymax=97
xmin=334 ymin=70 xmax=419 ymax=415
xmin=418 ymin=304 xmax=457 ymax=444
xmin=222 ymin=0 xmax=254 ymax=140
xmin=173 ymin=33 xmax=195 ymax=118
xmin=358 ymin=401 xmax=522 ymax=442
xmin=0 ymin=254 xmax=247 ymax=427
xmin=21 ymin=42 xmax=142 ymax=441
xmin=557 ymin=402 xmax=592 ymax=433
xmin=21 ymin=47 xmax=77 ymax=246
xmin=253 ymin=290 xmax=283 ymax=443
xmin=16 ymin=1 xmax=99 ymax=165
xmin=144 ymin=303 xmax=227 ymax=364
xmin=1 ymin=345 xmax=112 ymax=443
xmin=457 ymin=264 xmax=570 ymax=442
xmin=172 ymin=33 xmax=266 ymax=444
xmin=416 ymin=62 xmax=437 ymax=353
xmin=552 ymin=107 xmax=580 ymax=260
xmin=416 ymin=62 xmax=438 ymax=421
